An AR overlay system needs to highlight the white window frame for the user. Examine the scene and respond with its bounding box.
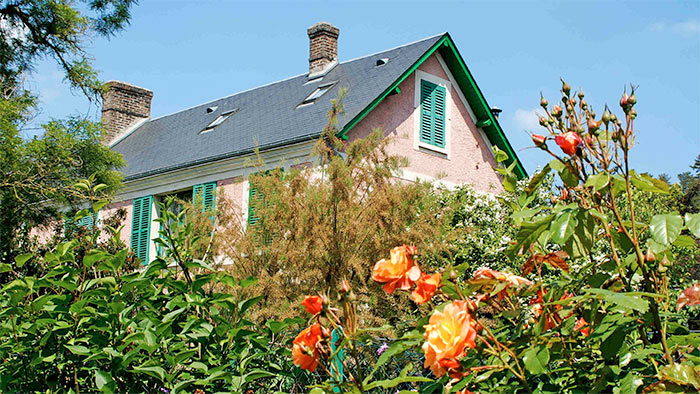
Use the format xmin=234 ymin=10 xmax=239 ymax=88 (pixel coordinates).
xmin=413 ymin=69 xmax=452 ymax=158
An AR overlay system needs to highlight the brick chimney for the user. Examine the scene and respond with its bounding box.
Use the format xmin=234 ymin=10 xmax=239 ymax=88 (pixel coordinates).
xmin=307 ymin=22 xmax=339 ymax=77
xmin=101 ymin=81 xmax=153 ymax=145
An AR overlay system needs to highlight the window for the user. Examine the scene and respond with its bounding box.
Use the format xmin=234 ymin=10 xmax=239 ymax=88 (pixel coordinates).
xmin=193 ymin=182 xmax=216 ymax=212
xmin=64 ymin=211 xmax=98 ymax=237
xmin=419 ymin=79 xmax=446 ymax=149
xmin=247 ymin=170 xmax=283 ymax=227
xmin=298 ymin=82 xmax=336 ymax=107
xmin=201 ymin=109 xmax=238 ymax=133
xmin=131 ymin=195 xmax=153 ymax=264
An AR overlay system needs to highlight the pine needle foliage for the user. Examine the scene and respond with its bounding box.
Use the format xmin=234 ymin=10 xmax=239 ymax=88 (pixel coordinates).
xmin=216 ymin=93 xmax=449 ymax=322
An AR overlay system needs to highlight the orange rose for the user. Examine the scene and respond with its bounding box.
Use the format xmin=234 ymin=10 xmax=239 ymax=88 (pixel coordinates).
xmin=411 ymin=272 xmax=441 ymax=304
xmin=677 ymin=283 xmax=700 ymax=311
xmin=302 ymin=295 xmax=323 ymax=315
xmin=372 ymin=245 xmax=421 ymax=294
xmin=554 ymin=131 xmax=583 ymax=156
xmin=574 ymin=317 xmax=590 ymax=337
xmin=422 ymin=300 xmax=477 ymax=377
xmin=292 ymin=323 xmax=325 ymax=372
xmin=470 ymin=267 xmax=532 ymax=300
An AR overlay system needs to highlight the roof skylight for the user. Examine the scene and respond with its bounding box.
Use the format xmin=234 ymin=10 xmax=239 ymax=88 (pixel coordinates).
xmin=298 ymin=82 xmax=336 ymax=107
xmin=201 ymin=109 xmax=238 ymax=133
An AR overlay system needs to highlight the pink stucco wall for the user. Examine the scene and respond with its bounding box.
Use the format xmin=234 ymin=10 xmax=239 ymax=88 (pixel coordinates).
xmin=346 ymin=54 xmax=504 ymax=193
xmin=217 ymin=176 xmax=246 ymax=225
xmin=102 ymin=199 xmax=133 ymax=246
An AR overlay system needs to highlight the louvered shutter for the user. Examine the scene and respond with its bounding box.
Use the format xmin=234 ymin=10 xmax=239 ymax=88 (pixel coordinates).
xmin=419 ymin=79 xmax=446 ymax=148
xmin=247 ymin=181 xmax=260 ymax=226
xmin=131 ymin=196 xmax=153 ymax=264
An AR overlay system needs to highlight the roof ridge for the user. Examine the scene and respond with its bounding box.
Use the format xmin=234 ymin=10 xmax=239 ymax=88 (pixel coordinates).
xmin=146 ymin=33 xmax=445 ymax=123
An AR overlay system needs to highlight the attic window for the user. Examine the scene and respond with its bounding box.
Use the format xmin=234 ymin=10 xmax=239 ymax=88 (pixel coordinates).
xmin=201 ymin=109 xmax=238 ymax=133
xmin=376 ymin=58 xmax=389 ymax=67
xmin=298 ymin=82 xmax=336 ymax=107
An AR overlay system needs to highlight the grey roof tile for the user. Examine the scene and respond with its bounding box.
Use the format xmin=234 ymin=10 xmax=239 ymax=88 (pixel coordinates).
xmin=112 ymin=34 xmax=443 ymax=179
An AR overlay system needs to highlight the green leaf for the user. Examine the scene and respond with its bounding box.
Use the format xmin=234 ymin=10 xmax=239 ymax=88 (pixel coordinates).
xmin=584 ymin=172 xmax=610 ymax=191
xmin=525 ymin=164 xmax=551 ymax=195
xmin=649 ymin=214 xmax=683 ymax=247
xmin=14 ymin=253 xmax=33 ymax=268
xmin=601 ymin=328 xmax=625 ymax=360
xmin=686 ymin=213 xmax=700 ymax=238
xmin=0 ymin=263 xmax=12 ymax=273
xmin=620 ymin=371 xmax=643 ymax=394
xmin=522 ymin=345 xmax=550 ymax=375
xmin=83 ymin=250 xmax=106 ymax=268
xmin=550 ymin=208 xmax=579 ymax=244
xmin=631 ymin=171 xmax=669 ymax=194
xmin=95 ymin=370 xmax=115 ymax=393
xmin=131 ymin=365 xmax=166 ymax=381
xmin=65 ymin=345 xmax=90 ymax=355
xmin=92 ymin=200 xmax=108 ymax=213
xmin=659 ymin=363 xmax=700 ymax=389
xmin=239 ymin=276 xmax=258 ymax=288
xmin=238 ymin=295 xmax=264 ymax=316
xmin=550 ymin=159 xmax=578 ymax=187
xmin=493 ymin=146 xmax=508 ymax=163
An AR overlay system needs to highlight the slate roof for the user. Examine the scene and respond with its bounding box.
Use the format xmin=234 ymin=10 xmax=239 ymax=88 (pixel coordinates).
xmin=112 ymin=34 xmax=444 ymax=180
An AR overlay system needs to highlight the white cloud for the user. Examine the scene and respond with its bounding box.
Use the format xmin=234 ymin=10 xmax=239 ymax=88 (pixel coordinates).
xmin=649 ymin=19 xmax=699 ymax=37
xmin=512 ymin=108 xmax=544 ymax=132
xmin=672 ymin=20 xmax=700 ymax=36
xmin=650 ymin=21 xmax=666 ymax=32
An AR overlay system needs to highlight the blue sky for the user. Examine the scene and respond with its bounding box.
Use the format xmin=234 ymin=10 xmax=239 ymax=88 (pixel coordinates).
xmin=27 ymin=0 xmax=699 ymax=179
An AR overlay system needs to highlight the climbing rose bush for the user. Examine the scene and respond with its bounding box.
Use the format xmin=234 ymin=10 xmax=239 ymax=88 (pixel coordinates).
xmin=290 ymin=82 xmax=700 ymax=394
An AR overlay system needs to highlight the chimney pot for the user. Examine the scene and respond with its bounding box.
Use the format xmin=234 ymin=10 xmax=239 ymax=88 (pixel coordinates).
xmin=307 ymin=22 xmax=339 ymax=77
xmin=101 ymin=81 xmax=153 ymax=146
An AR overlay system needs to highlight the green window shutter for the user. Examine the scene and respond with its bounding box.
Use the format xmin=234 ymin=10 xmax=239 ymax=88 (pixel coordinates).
xmin=419 ymin=79 xmax=446 ymax=148
xmin=247 ymin=180 xmax=260 ymax=226
xmin=193 ymin=182 xmax=216 ymax=211
xmin=131 ymin=196 xmax=153 ymax=264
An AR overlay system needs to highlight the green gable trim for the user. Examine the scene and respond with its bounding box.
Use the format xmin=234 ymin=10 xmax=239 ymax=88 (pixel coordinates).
xmin=339 ymin=33 xmax=527 ymax=180
xmin=131 ymin=195 xmax=153 ymax=264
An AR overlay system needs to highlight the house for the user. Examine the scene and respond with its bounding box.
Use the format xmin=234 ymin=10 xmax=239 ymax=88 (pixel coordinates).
xmin=99 ymin=22 xmax=527 ymax=264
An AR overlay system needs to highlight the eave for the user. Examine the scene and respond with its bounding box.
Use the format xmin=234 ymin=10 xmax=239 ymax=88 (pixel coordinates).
xmin=339 ymin=33 xmax=527 ymax=180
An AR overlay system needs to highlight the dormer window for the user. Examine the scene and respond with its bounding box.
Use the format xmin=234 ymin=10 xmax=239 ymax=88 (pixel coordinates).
xmin=297 ymin=82 xmax=336 ymax=108
xmin=201 ymin=109 xmax=238 ymax=133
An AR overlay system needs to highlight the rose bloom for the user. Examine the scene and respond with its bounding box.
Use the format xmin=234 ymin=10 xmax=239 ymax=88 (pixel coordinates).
xmin=574 ymin=317 xmax=590 ymax=337
xmin=292 ymin=323 xmax=325 ymax=372
xmin=422 ymin=300 xmax=477 ymax=377
xmin=372 ymin=245 xmax=421 ymax=294
xmin=302 ymin=295 xmax=323 ymax=315
xmin=554 ymin=131 xmax=583 ymax=156
xmin=677 ymin=283 xmax=700 ymax=310
xmin=470 ymin=267 xmax=532 ymax=300
xmin=411 ymin=272 xmax=441 ymax=304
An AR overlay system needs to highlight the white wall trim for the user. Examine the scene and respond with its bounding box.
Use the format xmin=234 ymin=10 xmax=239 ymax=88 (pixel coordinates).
xmin=398 ymin=169 xmax=457 ymax=190
xmin=413 ymin=69 xmax=452 ymax=158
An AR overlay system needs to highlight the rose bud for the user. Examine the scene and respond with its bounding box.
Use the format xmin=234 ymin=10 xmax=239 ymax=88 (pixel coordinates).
xmin=552 ymin=105 xmax=562 ymax=117
xmin=561 ymin=79 xmax=571 ymax=96
xmin=587 ymin=118 xmax=600 ymax=132
xmin=540 ymin=96 xmax=548 ymax=108
xmin=566 ymin=104 xmax=573 ymax=113
xmin=585 ymin=136 xmax=597 ymax=148
xmin=531 ymin=134 xmax=547 ymax=147
xmin=339 ymin=279 xmax=351 ymax=293
xmin=580 ymin=99 xmax=588 ymax=110
xmin=628 ymin=93 xmax=637 ymax=105
xmin=645 ymin=248 xmax=655 ymax=262
xmin=578 ymin=90 xmax=585 ymax=99
xmin=609 ymin=113 xmax=617 ymax=123
xmin=561 ymin=187 xmax=569 ymax=200
xmin=620 ymin=93 xmax=629 ymax=107
xmin=539 ymin=116 xmax=548 ymax=127
xmin=629 ymin=108 xmax=637 ymax=119
xmin=590 ymin=110 xmax=596 ymax=118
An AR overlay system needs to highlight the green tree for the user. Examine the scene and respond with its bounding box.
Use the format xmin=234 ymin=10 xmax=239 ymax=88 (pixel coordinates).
xmin=678 ymin=154 xmax=700 ymax=214
xmin=0 ymin=0 xmax=135 ymax=266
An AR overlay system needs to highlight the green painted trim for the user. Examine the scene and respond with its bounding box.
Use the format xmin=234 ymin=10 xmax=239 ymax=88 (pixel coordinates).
xmin=338 ymin=34 xmax=527 ymax=179
xmin=339 ymin=35 xmax=450 ymax=140
xmin=438 ymin=35 xmax=527 ymax=179
xmin=394 ymin=87 xmax=401 ymax=94
xmin=476 ymin=119 xmax=492 ymax=128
